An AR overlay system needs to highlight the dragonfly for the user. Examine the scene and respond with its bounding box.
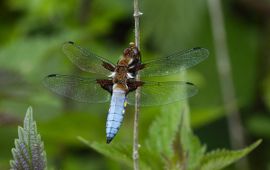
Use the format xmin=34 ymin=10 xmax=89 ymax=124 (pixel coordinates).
xmin=43 ymin=41 xmax=209 ymax=143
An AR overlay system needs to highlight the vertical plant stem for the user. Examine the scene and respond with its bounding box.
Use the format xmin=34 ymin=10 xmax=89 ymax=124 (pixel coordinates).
xmin=133 ymin=0 xmax=142 ymax=169
xmin=207 ymin=0 xmax=248 ymax=169
xmin=134 ymin=0 xmax=142 ymax=49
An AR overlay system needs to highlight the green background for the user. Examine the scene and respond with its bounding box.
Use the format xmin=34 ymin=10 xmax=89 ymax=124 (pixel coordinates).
xmin=0 ymin=0 xmax=269 ymax=169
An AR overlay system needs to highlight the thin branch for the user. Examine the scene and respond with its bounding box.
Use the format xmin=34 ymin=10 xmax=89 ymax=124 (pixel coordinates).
xmin=207 ymin=0 xmax=249 ymax=170
xmin=133 ymin=0 xmax=142 ymax=49
xmin=133 ymin=0 xmax=143 ymax=169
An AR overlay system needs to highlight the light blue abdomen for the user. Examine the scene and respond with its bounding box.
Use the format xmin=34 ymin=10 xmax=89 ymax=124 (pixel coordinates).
xmin=106 ymin=89 xmax=127 ymax=143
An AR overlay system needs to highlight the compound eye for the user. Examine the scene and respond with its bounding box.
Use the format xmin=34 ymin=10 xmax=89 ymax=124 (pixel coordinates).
xmin=133 ymin=48 xmax=138 ymax=56
xmin=124 ymin=48 xmax=130 ymax=56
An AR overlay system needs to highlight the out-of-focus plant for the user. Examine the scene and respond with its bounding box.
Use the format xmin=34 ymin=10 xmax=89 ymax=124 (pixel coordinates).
xmin=10 ymin=106 xmax=47 ymax=170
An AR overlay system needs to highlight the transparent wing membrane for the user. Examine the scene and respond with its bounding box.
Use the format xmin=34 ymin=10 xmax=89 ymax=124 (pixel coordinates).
xmin=140 ymin=47 xmax=209 ymax=77
xmin=45 ymin=43 xmax=207 ymax=106
xmin=43 ymin=74 xmax=110 ymax=103
xmin=62 ymin=41 xmax=115 ymax=76
xmin=127 ymin=81 xmax=198 ymax=106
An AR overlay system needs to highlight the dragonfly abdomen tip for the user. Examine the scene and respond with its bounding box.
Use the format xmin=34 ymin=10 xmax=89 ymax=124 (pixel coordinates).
xmin=106 ymin=137 xmax=113 ymax=144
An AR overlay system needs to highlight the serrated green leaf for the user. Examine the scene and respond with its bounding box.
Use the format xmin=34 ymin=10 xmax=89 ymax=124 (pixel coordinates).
xmin=179 ymin=105 xmax=205 ymax=170
xmin=145 ymin=104 xmax=183 ymax=160
xmin=10 ymin=106 xmax=47 ymax=170
xmin=143 ymin=101 xmax=206 ymax=170
xmin=201 ymin=139 xmax=262 ymax=170
xmin=182 ymin=132 xmax=206 ymax=170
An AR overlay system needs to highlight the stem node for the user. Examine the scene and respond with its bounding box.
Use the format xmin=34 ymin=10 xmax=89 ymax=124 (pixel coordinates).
xmin=133 ymin=12 xmax=143 ymax=17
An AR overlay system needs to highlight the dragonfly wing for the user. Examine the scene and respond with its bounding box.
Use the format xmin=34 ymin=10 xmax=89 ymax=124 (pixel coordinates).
xmin=63 ymin=41 xmax=116 ymax=76
xmin=127 ymin=81 xmax=198 ymax=106
xmin=43 ymin=74 xmax=111 ymax=103
xmin=140 ymin=47 xmax=209 ymax=77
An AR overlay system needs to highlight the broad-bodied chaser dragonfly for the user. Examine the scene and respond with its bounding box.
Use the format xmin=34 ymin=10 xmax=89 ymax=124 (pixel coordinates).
xmin=43 ymin=41 xmax=209 ymax=143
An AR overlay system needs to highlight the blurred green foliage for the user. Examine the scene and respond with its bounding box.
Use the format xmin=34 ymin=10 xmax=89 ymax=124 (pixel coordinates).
xmin=0 ymin=0 xmax=269 ymax=169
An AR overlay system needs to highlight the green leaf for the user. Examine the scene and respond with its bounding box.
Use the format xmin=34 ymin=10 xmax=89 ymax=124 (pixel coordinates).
xmin=10 ymin=106 xmax=47 ymax=170
xmin=201 ymin=139 xmax=262 ymax=170
xmin=145 ymin=104 xmax=182 ymax=160
xmin=144 ymin=102 xmax=206 ymax=170
xmin=78 ymin=136 xmax=164 ymax=170
xmin=181 ymin=132 xmax=206 ymax=170
xmin=78 ymin=136 xmax=151 ymax=170
xmin=179 ymin=105 xmax=205 ymax=170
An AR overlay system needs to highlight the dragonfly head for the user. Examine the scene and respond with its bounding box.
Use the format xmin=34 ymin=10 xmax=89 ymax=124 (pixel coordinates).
xmin=123 ymin=42 xmax=140 ymax=61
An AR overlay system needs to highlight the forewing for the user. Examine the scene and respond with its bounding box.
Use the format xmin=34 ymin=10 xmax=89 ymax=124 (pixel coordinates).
xmin=43 ymin=74 xmax=110 ymax=103
xmin=62 ymin=41 xmax=115 ymax=75
xmin=127 ymin=81 xmax=198 ymax=106
xmin=140 ymin=47 xmax=209 ymax=77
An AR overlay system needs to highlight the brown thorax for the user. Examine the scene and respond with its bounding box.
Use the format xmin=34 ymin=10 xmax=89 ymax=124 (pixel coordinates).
xmin=112 ymin=42 xmax=141 ymax=91
xmin=98 ymin=42 xmax=143 ymax=93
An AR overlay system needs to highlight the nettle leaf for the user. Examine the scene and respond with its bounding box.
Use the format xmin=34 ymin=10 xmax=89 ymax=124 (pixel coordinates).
xmin=145 ymin=103 xmax=184 ymax=158
xmin=10 ymin=106 xmax=47 ymax=170
xmin=201 ymin=139 xmax=262 ymax=170
xmin=177 ymin=105 xmax=205 ymax=170
xmin=145 ymin=102 xmax=205 ymax=170
xmin=180 ymin=130 xmax=205 ymax=170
